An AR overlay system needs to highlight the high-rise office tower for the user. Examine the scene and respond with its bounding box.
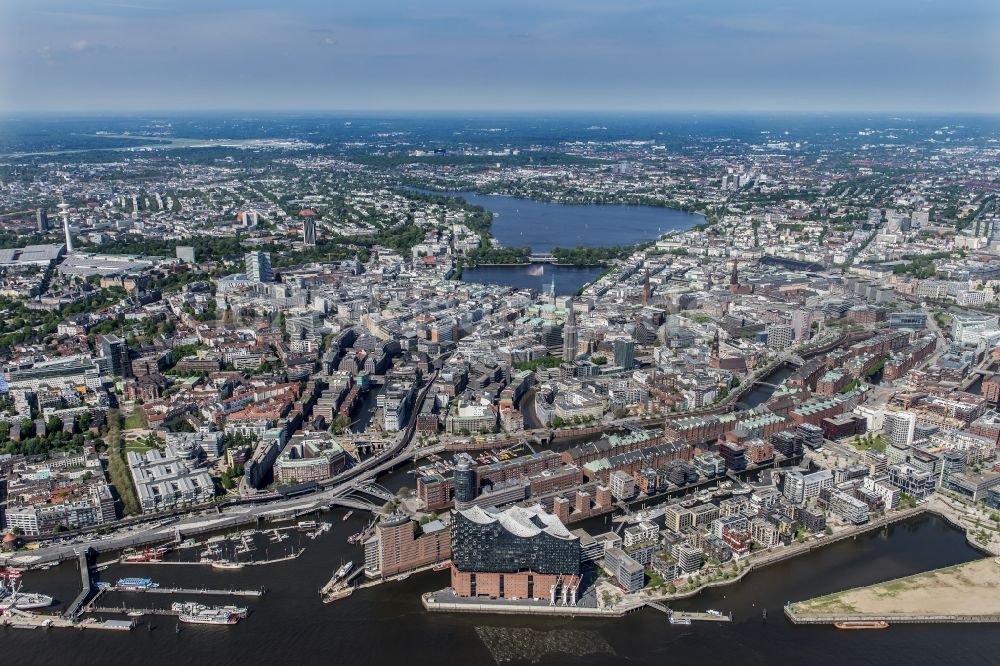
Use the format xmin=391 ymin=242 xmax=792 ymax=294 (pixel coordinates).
xmin=302 ymin=218 xmax=317 ymax=246
xmin=765 ymin=324 xmax=794 ymax=351
xmin=245 ymin=251 xmax=273 ymax=283
xmin=884 ymin=412 xmax=916 ymax=448
xmin=791 ymin=309 xmax=813 ymax=342
xmin=97 ymin=334 xmax=130 ymax=378
xmin=562 ymin=300 xmax=578 ymax=362
xmin=453 ymin=458 xmax=476 ymax=505
xmin=613 ymin=338 xmax=635 ymax=369
xmin=36 ymin=208 xmax=49 ymax=232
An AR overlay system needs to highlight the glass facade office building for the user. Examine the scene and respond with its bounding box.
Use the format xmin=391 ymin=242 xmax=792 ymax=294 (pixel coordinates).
xmin=452 ymin=505 xmax=580 ymax=575
xmin=453 ymin=460 xmax=477 ymax=504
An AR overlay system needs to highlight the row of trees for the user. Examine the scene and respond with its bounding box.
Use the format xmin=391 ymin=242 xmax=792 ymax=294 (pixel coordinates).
xmin=464 ymin=244 xmax=532 ymax=265
xmin=105 ymin=411 xmax=141 ymax=516
xmin=514 ymin=356 xmax=563 ymax=371
xmin=550 ymin=245 xmax=633 ymax=265
xmin=549 ymin=414 xmax=598 ymax=428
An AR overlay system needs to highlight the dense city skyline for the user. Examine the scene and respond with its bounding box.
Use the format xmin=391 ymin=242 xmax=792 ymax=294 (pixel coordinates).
xmin=1 ymin=0 xmax=999 ymax=113
xmin=2 ymin=2 xmax=1000 ymax=663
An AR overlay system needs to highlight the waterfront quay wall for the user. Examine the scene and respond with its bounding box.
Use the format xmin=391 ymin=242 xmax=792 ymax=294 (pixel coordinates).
xmin=5 ymin=512 xmax=263 ymax=567
xmin=425 ymin=508 xmax=933 ymax=620
xmin=923 ymin=496 xmax=1000 ymax=556
xmin=641 ymin=506 xmax=927 ymax=605
xmin=745 ymin=506 xmax=926 ymax=569
xmin=422 ymin=593 xmax=629 ymax=618
xmin=784 ymin=609 xmax=1000 ymax=625
xmin=654 ymin=502 xmax=991 ymax=610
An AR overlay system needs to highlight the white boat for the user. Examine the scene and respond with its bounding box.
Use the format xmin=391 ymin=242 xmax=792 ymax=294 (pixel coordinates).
xmin=1 ymin=590 xmax=55 ymax=610
xmin=669 ymin=617 xmax=691 ymax=625
xmin=0 ymin=570 xmax=53 ymax=610
xmin=335 ymin=561 xmax=353 ymax=581
xmin=116 ymin=577 xmax=159 ymax=591
xmin=706 ymin=609 xmax=723 ymax=617
xmin=212 ymin=561 xmax=245 ymax=570
xmin=220 ymin=604 xmax=249 ymax=618
xmin=178 ymin=609 xmax=239 ymax=625
xmin=171 ymin=601 xmax=207 ymax=614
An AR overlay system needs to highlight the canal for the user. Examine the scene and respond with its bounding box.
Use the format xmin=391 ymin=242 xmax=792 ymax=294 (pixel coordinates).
xmin=740 ymin=363 xmax=796 ymax=409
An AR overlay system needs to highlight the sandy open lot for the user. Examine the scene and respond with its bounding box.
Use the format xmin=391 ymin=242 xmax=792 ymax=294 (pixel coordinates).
xmin=793 ymin=557 xmax=1000 ymax=617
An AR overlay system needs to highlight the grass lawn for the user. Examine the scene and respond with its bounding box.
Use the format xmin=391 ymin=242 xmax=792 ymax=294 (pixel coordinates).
xmin=123 ymin=441 xmax=158 ymax=454
xmin=850 ymin=434 xmax=887 ymax=453
xmin=123 ymin=409 xmax=149 ymax=430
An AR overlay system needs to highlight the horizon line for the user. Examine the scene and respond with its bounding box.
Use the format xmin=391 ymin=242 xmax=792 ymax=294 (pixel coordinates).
xmin=1 ymin=108 xmax=999 ymax=118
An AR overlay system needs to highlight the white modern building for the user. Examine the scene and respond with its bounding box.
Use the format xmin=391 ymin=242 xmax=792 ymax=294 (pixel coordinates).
xmin=127 ymin=443 xmax=215 ymax=513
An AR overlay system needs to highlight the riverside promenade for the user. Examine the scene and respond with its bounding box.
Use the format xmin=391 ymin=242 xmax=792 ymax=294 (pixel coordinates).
xmin=423 ymin=507 xmax=930 ymax=620
xmin=635 ymin=505 xmax=928 ymax=606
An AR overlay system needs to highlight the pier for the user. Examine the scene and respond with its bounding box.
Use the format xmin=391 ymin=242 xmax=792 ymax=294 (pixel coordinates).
xmin=89 ymin=605 xmax=180 ymax=617
xmin=132 ymin=548 xmax=305 ymax=567
xmin=1 ymin=612 xmax=133 ymax=632
xmin=784 ymin=608 xmax=1000 ymax=625
xmin=245 ymin=548 xmax=305 ymax=566
xmin=64 ymin=548 xmax=95 ymax=620
xmin=86 ymin=604 xmax=251 ymax=618
xmin=666 ymin=609 xmax=732 ymax=623
xmin=320 ymin=567 xmax=363 ymax=600
xmin=131 ymin=586 xmax=264 ymax=597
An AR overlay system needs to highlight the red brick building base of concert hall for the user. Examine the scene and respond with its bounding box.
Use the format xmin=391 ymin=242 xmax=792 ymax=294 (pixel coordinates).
xmin=451 ymin=567 xmax=581 ymax=601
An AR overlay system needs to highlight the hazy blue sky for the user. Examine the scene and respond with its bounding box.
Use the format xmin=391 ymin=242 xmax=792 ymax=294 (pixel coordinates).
xmin=1 ymin=0 xmax=998 ymax=113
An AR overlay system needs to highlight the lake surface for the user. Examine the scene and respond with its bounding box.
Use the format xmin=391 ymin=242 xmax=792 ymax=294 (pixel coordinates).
xmin=426 ymin=189 xmax=701 ymax=294
xmin=438 ymin=190 xmax=704 ymax=253
xmin=5 ymin=513 xmax=996 ymax=666
xmin=462 ymin=264 xmax=605 ymax=295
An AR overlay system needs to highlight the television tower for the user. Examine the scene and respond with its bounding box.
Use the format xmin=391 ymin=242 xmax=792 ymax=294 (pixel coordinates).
xmin=58 ymin=201 xmax=73 ymax=253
